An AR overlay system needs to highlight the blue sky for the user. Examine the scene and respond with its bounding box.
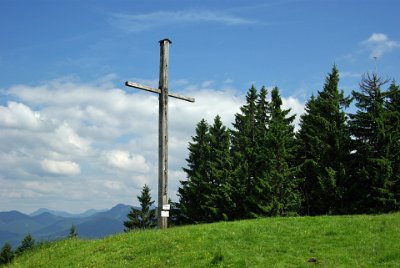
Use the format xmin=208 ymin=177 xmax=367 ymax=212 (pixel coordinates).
xmin=1 ymin=0 xmax=399 ymax=213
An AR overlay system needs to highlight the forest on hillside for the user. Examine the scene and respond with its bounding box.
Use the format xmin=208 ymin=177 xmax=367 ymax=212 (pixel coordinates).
xmin=175 ymin=65 xmax=400 ymax=224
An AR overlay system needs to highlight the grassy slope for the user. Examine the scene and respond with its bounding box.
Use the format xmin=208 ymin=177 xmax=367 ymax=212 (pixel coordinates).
xmin=9 ymin=213 xmax=400 ymax=267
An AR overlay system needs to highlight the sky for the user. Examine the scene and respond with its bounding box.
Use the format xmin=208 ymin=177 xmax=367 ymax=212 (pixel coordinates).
xmin=1 ymin=0 xmax=399 ymax=214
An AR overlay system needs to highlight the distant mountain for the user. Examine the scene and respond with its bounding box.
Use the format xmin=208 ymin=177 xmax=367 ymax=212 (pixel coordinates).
xmin=0 ymin=210 xmax=43 ymax=234
xmin=0 ymin=210 xmax=31 ymax=224
xmin=0 ymin=204 xmax=134 ymax=247
xmin=90 ymin=203 xmax=132 ymax=222
xmin=31 ymin=212 xmax=63 ymax=226
xmin=30 ymin=208 xmax=106 ymax=218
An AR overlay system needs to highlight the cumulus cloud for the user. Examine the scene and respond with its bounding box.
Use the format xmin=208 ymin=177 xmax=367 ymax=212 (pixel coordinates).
xmin=0 ymin=76 xmax=305 ymax=212
xmin=105 ymin=150 xmax=150 ymax=173
xmin=23 ymin=180 xmax=64 ymax=194
xmin=282 ymin=96 xmax=305 ymax=130
xmin=0 ymin=102 xmax=42 ymax=130
xmin=361 ymin=33 xmax=400 ymax=58
xmin=103 ymin=180 xmax=123 ymax=190
xmin=41 ymin=159 xmax=81 ymax=176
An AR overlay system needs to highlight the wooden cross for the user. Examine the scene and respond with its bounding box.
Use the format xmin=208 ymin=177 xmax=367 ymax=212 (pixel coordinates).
xmin=125 ymin=39 xmax=195 ymax=229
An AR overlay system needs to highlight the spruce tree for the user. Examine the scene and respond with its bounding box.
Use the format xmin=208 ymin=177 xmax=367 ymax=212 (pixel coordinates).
xmin=124 ymin=184 xmax=156 ymax=230
xmin=230 ymin=86 xmax=260 ymax=218
xmin=16 ymin=234 xmax=35 ymax=255
xmin=385 ymin=81 xmax=400 ymax=209
xmin=168 ymin=199 xmax=181 ymax=226
xmin=349 ymin=73 xmax=395 ymax=213
xmin=297 ymin=65 xmax=352 ymax=215
xmin=0 ymin=243 xmax=14 ymax=265
xmin=296 ymin=95 xmax=319 ymax=215
xmin=178 ymin=119 xmax=213 ymax=223
xmin=69 ymin=224 xmax=77 ymax=238
xmin=208 ymin=115 xmax=234 ymax=221
xmin=266 ymin=87 xmax=301 ymax=216
xmin=252 ymin=86 xmax=274 ymax=216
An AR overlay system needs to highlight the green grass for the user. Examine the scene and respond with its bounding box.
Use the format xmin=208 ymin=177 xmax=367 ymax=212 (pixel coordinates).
xmin=8 ymin=213 xmax=400 ymax=267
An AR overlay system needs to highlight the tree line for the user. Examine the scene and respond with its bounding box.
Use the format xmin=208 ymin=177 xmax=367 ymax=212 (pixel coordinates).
xmin=0 ymin=234 xmax=35 ymax=265
xmin=176 ymin=65 xmax=400 ymax=224
xmin=123 ymin=65 xmax=399 ymax=229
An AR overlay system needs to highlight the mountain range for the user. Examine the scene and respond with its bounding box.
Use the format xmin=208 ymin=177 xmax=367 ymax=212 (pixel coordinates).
xmin=0 ymin=204 xmax=134 ymax=248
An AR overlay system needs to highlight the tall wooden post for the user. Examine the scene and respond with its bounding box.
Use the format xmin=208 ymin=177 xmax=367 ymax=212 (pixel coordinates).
xmin=158 ymin=39 xmax=170 ymax=229
xmin=125 ymin=39 xmax=194 ymax=229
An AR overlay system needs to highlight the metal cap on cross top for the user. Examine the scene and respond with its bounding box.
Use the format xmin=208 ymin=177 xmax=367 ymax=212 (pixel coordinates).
xmin=125 ymin=39 xmax=194 ymax=229
xmin=159 ymin=38 xmax=172 ymax=44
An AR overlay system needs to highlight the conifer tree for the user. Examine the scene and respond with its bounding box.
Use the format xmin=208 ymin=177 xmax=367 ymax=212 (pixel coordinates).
xmin=230 ymin=86 xmax=262 ymax=218
xmin=251 ymin=86 xmax=275 ymax=216
xmin=266 ymin=87 xmax=301 ymax=215
xmin=349 ymin=73 xmax=395 ymax=213
xmin=69 ymin=224 xmax=77 ymax=239
xmin=124 ymin=184 xmax=156 ymax=230
xmin=385 ymin=81 xmax=400 ymax=209
xmin=178 ymin=119 xmax=212 ymax=223
xmin=16 ymin=234 xmax=35 ymax=255
xmin=208 ymin=115 xmax=234 ymax=221
xmin=296 ymin=95 xmax=319 ymax=215
xmin=0 ymin=243 xmax=14 ymax=265
xmin=297 ymin=65 xmax=352 ymax=215
xmin=168 ymin=199 xmax=181 ymax=226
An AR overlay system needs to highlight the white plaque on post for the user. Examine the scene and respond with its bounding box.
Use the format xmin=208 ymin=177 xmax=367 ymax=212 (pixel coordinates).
xmin=161 ymin=210 xmax=169 ymax=217
xmin=163 ymin=204 xmax=171 ymax=210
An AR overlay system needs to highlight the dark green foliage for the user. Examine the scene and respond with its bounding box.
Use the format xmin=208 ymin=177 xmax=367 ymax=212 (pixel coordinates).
xmin=296 ymin=65 xmax=352 ymax=215
xmin=349 ymin=73 xmax=397 ymax=213
xmin=0 ymin=242 xmax=14 ymax=265
xmin=168 ymin=199 xmax=181 ymax=227
xmin=208 ymin=115 xmax=234 ymax=221
xmin=251 ymin=86 xmax=274 ymax=216
xmin=178 ymin=117 xmax=233 ymax=223
xmin=69 ymin=224 xmax=77 ymax=239
xmin=16 ymin=234 xmax=35 ymax=256
xmin=177 ymin=66 xmax=399 ymax=224
xmin=124 ymin=184 xmax=156 ymax=230
xmin=385 ymin=82 xmax=400 ymax=208
xmin=231 ymin=86 xmax=263 ymax=218
xmin=179 ymin=86 xmax=303 ymax=222
xmin=266 ymin=87 xmax=301 ymax=216
xmin=178 ymin=119 xmax=212 ymax=223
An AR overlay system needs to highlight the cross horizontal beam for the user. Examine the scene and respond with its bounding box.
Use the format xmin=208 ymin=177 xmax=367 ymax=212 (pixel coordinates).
xmin=125 ymin=81 xmax=195 ymax=103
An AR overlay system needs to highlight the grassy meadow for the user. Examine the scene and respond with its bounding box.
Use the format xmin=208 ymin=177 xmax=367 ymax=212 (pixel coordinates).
xmin=8 ymin=213 xmax=400 ymax=267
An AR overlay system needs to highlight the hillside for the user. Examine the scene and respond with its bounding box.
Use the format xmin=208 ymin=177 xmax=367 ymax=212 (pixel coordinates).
xmin=0 ymin=204 xmax=132 ymax=247
xmin=9 ymin=213 xmax=400 ymax=267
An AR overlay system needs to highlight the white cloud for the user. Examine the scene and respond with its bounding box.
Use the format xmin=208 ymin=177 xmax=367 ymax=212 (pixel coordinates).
xmin=361 ymin=33 xmax=400 ymax=58
xmin=223 ymin=78 xmax=234 ymax=84
xmin=340 ymin=71 xmax=362 ymax=79
xmin=0 ymin=76 xmax=305 ymax=212
xmin=54 ymin=123 xmax=91 ymax=154
xmin=41 ymin=159 xmax=81 ymax=176
xmin=171 ymin=79 xmax=190 ymax=87
xmin=0 ymin=102 xmax=42 ymax=130
xmin=109 ymin=10 xmax=256 ymax=33
xmin=103 ymin=180 xmax=123 ymax=190
xmin=23 ymin=180 xmax=64 ymax=194
xmin=282 ymin=96 xmax=305 ymax=130
xmin=201 ymin=80 xmax=214 ymax=88
xmin=105 ymin=150 xmax=150 ymax=173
